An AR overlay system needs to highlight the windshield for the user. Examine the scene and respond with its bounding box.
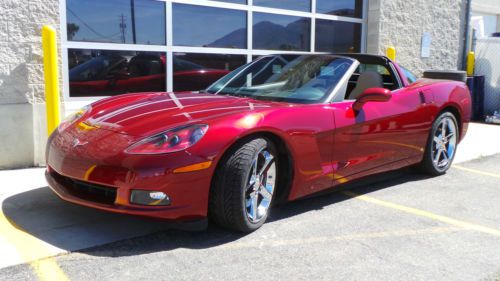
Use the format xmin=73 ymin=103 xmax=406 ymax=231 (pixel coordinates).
xmin=206 ymin=55 xmax=354 ymax=103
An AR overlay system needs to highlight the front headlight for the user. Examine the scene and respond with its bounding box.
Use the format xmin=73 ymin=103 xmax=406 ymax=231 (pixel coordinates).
xmin=125 ymin=124 xmax=209 ymax=154
xmin=58 ymin=105 xmax=91 ymax=132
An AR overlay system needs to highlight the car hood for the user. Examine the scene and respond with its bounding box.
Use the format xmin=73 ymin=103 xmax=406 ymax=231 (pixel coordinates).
xmin=84 ymin=92 xmax=276 ymax=137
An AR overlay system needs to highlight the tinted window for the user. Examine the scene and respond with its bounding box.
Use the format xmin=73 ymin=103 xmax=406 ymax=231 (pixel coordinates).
xmin=315 ymin=20 xmax=361 ymax=52
xmin=173 ymin=53 xmax=246 ymax=92
xmin=316 ymin=0 xmax=363 ymax=18
xmin=66 ymin=0 xmax=165 ymax=45
xmin=253 ymin=0 xmax=310 ymax=12
xmin=68 ymin=49 xmax=166 ymax=97
xmin=207 ymin=55 xmax=354 ymax=103
xmin=173 ymin=4 xmax=246 ymax=48
xmin=253 ymin=13 xmax=310 ymax=51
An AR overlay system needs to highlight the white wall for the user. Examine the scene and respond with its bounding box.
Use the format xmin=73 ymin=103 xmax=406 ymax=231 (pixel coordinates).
xmin=0 ymin=0 xmax=60 ymax=169
xmin=472 ymin=0 xmax=500 ymax=15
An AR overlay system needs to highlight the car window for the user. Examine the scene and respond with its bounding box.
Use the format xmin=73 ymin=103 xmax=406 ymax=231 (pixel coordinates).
xmin=401 ymin=66 xmax=418 ymax=84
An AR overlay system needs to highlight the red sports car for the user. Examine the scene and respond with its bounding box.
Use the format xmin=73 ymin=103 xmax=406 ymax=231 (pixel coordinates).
xmin=46 ymin=54 xmax=471 ymax=232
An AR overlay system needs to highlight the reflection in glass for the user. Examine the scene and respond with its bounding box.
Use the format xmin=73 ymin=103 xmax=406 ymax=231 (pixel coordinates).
xmin=316 ymin=0 xmax=363 ymax=18
xmin=173 ymin=53 xmax=246 ymax=91
xmin=66 ymin=0 xmax=165 ymax=45
xmin=315 ymin=20 xmax=361 ymax=52
xmin=173 ymin=4 xmax=247 ymax=48
xmin=253 ymin=13 xmax=310 ymax=51
xmin=253 ymin=0 xmax=310 ymax=12
xmin=68 ymin=49 xmax=166 ymax=97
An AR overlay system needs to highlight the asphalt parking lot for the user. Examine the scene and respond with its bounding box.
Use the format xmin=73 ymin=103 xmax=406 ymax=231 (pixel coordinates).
xmin=0 ymin=152 xmax=499 ymax=281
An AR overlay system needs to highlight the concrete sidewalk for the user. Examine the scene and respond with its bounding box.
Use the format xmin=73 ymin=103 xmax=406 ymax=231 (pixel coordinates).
xmin=454 ymin=122 xmax=500 ymax=163
xmin=0 ymin=122 xmax=499 ymax=269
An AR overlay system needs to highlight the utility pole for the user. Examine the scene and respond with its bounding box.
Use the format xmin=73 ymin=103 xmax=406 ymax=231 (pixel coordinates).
xmin=119 ymin=14 xmax=127 ymax=43
xmin=130 ymin=0 xmax=137 ymax=44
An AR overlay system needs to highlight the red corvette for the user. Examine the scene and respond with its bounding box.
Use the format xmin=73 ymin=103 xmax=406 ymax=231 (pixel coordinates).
xmin=46 ymin=54 xmax=471 ymax=232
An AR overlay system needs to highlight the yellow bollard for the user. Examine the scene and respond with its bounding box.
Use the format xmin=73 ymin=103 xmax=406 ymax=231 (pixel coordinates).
xmin=466 ymin=51 xmax=475 ymax=76
xmin=42 ymin=25 xmax=61 ymax=135
xmin=386 ymin=46 xmax=396 ymax=61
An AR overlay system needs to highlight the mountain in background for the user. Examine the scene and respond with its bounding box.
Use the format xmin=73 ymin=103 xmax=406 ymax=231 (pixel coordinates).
xmin=208 ymin=19 xmax=309 ymax=50
xmin=207 ymin=9 xmax=358 ymax=51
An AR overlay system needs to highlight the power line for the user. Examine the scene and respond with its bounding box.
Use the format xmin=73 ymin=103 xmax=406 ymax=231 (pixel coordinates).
xmin=119 ymin=14 xmax=127 ymax=43
xmin=67 ymin=7 xmax=121 ymax=40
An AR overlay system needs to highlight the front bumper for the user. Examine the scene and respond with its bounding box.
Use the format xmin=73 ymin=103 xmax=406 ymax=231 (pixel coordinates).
xmin=45 ymin=128 xmax=215 ymax=221
xmin=46 ymin=167 xmax=186 ymax=219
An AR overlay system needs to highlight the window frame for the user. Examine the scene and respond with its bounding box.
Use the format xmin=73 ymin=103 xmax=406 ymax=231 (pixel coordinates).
xmin=59 ymin=0 xmax=367 ymax=112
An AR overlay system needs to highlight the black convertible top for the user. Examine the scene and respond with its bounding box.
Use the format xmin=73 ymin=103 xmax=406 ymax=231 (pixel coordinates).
xmin=334 ymin=53 xmax=392 ymax=66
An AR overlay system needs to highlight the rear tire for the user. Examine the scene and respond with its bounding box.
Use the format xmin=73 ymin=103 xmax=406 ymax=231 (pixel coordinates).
xmin=419 ymin=112 xmax=459 ymax=176
xmin=209 ymin=137 xmax=278 ymax=232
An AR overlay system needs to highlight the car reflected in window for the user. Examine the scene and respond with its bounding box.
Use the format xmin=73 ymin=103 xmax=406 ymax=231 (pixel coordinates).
xmin=68 ymin=50 xmax=246 ymax=97
xmin=173 ymin=53 xmax=246 ymax=92
xmin=69 ymin=51 xmax=166 ymax=97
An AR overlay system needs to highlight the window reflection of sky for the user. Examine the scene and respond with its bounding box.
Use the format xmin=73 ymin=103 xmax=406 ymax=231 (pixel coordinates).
xmin=67 ymin=0 xmax=165 ymax=44
xmin=316 ymin=0 xmax=362 ymax=18
xmin=253 ymin=13 xmax=310 ymax=51
xmin=173 ymin=4 xmax=247 ymax=48
xmin=253 ymin=0 xmax=310 ymax=12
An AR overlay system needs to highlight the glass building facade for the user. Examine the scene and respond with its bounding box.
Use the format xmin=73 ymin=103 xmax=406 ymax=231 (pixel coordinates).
xmin=62 ymin=0 xmax=365 ymax=98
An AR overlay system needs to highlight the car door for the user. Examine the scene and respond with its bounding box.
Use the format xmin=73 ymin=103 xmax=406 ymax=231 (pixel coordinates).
xmin=330 ymin=87 xmax=429 ymax=181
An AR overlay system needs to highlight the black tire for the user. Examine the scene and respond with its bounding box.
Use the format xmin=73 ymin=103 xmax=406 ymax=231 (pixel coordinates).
xmin=419 ymin=112 xmax=459 ymax=176
xmin=209 ymin=137 xmax=278 ymax=232
xmin=423 ymin=70 xmax=467 ymax=83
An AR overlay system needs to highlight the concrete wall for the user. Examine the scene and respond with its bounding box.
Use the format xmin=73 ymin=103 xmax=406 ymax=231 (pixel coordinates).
xmin=367 ymin=0 xmax=468 ymax=75
xmin=0 ymin=0 xmax=59 ymax=169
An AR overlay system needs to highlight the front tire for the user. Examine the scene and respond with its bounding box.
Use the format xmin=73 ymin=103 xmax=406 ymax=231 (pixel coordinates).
xmin=209 ymin=138 xmax=277 ymax=232
xmin=419 ymin=112 xmax=459 ymax=176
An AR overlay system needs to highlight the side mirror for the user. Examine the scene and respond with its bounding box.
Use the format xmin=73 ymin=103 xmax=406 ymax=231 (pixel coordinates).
xmin=352 ymin=88 xmax=391 ymax=111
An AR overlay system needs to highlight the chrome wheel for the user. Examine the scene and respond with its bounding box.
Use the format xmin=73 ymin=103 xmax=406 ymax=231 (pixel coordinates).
xmin=245 ymin=147 xmax=276 ymax=223
xmin=432 ymin=117 xmax=457 ymax=172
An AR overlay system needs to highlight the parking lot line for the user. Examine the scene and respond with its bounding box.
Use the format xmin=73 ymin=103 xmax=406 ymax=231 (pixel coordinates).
xmin=0 ymin=212 xmax=70 ymax=281
xmin=204 ymin=226 xmax=461 ymax=251
xmin=342 ymin=191 xmax=500 ymax=237
xmin=452 ymin=165 xmax=500 ymax=179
